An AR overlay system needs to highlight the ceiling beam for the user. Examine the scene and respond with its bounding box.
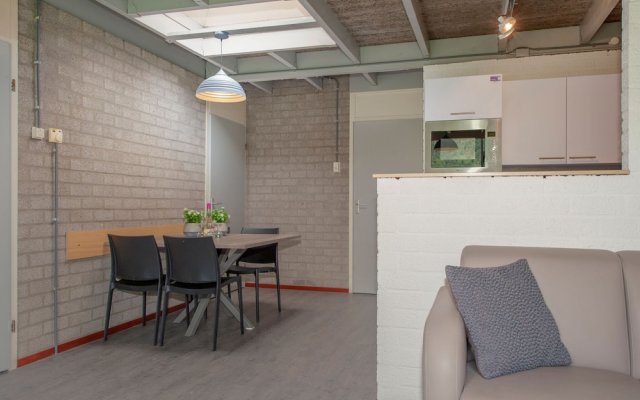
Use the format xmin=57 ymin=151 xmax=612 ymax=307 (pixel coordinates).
xmin=297 ymin=0 xmax=360 ymax=64
xmin=234 ymin=43 xmax=619 ymax=83
xmin=268 ymin=51 xmax=297 ymax=69
xmin=400 ymin=0 xmax=429 ymax=57
xmin=126 ymin=0 xmax=273 ymax=15
xmin=206 ymin=56 xmax=239 ymax=74
xmin=361 ymin=73 xmax=377 ymax=86
xmin=303 ymin=77 xmax=323 ymax=90
xmin=249 ymin=81 xmax=273 ymax=94
xmin=580 ymin=0 xmax=619 ymax=43
xmin=166 ymin=22 xmax=318 ymax=41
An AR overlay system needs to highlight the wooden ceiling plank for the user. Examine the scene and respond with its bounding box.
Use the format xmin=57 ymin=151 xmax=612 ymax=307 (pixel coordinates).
xmin=362 ymin=72 xmax=378 ymax=86
xmin=297 ymin=0 xmax=361 ymax=63
xmin=400 ymin=0 xmax=429 ymax=57
xmin=580 ymin=0 xmax=619 ymax=43
xmin=249 ymin=81 xmax=273 ymax=94
xmin=268 ymin=51 xmax=298 ymax=69
xmin=303 ymin=77 xmax=323 ymax=90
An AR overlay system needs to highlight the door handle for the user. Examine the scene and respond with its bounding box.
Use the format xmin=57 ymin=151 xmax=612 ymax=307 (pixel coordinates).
xmin=356 ymin=200 xmax=369 ymax=214
xmin=569 ymin=156 xmax=597 ymax=160
xmin=450 ymin=111 xmax=476 ymax=116
xmin=538 ymin=156 xmax=566 ymax=160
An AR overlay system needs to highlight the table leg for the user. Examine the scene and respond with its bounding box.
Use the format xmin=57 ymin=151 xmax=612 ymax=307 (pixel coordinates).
xmin=180 ymin=248 xmax=255 ymax=336
xmin=173 ymin=297 xmax=198 ymax=324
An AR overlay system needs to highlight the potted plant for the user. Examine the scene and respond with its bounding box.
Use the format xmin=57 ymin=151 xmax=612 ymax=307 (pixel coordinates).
xmin=183 ymin=208 xmax=203 ymax=237
xmin=210 ymin=207 xmax=230 ymax=236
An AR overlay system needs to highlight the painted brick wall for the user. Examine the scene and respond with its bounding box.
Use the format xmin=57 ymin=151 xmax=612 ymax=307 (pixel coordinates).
xmin=245 ymin=79 xmax=350 ymax=289
xmin=376 ymin=4 xmax=640 ymax=399
xmin=17 ymin=2 xmax=206 ymax=358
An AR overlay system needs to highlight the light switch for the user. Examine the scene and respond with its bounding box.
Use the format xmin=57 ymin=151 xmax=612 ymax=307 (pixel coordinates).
xmin=333 ymin=161 xmax=341 ymax=173
xmin=48 ymin=128 xmax=63 ymax=144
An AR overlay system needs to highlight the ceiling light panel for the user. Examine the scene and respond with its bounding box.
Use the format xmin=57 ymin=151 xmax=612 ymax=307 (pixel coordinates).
xmin=178 ymin=27 xmax=335 ymax=57
xmin=136 ymin=0 xmax=314 ymax=36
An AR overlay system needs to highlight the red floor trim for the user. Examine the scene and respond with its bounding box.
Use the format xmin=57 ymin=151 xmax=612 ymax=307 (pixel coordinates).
xmin=17 ymin=303 xmax=186 ymax=368
xmin=244 ymin=282 xmax=349 ymax=293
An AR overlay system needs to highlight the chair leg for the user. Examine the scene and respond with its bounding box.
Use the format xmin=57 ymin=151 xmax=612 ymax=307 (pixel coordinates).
xmin=238 ymin=280 xmax=244 ymax=335
xmin=185 ymin=295 xmax=191 ymax=326
xmin=213 ymin=286 xmax=221 ymax=351
xmin=142 ymin=291 xmax=147 ymax=326
xmin=159 ymin=289 xmax=170 ymax=346
xmin=254 ymin=270 xmax=260 ymax=323
xmin=275 ymin=262 xmax=282 ymax=313
xmin=153 ymin=289 xmax=162 ymax=346
xmin=226 ymin=272 xmax=232 ymax=298
xmin=103 ymin=287 xmax=114 ymax=341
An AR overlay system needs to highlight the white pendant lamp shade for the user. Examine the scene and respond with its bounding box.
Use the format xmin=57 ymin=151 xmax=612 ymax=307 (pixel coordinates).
xmin=195 ymin=31 xmax=246 ymax=103
xmin=196 ymin=68 xmax=246 ymax=103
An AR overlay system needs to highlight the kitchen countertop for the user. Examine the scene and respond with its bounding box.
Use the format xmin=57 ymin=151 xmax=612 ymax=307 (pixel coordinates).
xmin=373 ymin=169 xmax=629 ymax=179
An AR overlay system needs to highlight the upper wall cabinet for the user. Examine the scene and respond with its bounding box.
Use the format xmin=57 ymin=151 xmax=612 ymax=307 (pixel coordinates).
xmin=424 ymin=75 xmax=502 ymax=121
xmin=566 ymin=74 xmax=621 ymax=164
xmin=502 ymin=74 xmax=621 ymax=166
xmin=502 ymin=78 xmax=567 ymax=165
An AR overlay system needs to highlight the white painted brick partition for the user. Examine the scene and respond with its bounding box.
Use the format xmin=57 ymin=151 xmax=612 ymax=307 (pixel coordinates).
xmin=376 ymin=1 xmax=640 ymax=398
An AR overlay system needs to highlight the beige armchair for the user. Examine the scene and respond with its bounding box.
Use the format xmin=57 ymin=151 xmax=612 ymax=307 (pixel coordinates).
xmin=423 ymin=246 xmax=640 ymax=400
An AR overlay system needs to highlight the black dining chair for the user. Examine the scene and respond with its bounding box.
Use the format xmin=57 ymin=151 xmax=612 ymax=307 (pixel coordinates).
xmin=160 ymin=236 xmax=244 ymax=351
xmin=226 ymin=227 xmax=280 ymax=322
xmin=105 ymin=234 xmax=164 ymax=345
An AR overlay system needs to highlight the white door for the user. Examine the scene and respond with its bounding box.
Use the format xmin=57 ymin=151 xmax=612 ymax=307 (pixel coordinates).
xmin=352 ymin=119 xmax=423 ymax=294
xmin=0 ymin=39 xmax=13 ymax=372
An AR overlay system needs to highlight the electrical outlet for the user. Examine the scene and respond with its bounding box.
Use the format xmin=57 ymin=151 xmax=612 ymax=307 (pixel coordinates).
xmin=333 ymin=161 xmax=341 ymax=173
xmin=31 ymin=127 xmax=45 ymax=140
xmin=48 ymin=128 xmax=63 ymax=144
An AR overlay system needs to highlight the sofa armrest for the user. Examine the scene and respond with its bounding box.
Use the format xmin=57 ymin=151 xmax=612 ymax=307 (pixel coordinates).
xmin=424 ymin=285 xmax=467 ymax=400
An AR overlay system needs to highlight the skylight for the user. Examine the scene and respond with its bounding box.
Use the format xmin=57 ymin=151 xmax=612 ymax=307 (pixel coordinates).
xmin=178 ymin=28 xmax=334 ymax=56
xmin=134 ymin=0 xmax=335 ymax=56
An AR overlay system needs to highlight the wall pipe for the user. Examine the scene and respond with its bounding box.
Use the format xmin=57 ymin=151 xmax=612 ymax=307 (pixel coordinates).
xmin=34 ymin=0 xmax=59 ymax=355
xmin=324 ymin=77 xmax=340 ymax=163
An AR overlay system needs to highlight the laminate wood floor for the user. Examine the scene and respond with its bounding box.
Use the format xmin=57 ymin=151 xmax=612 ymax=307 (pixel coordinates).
xmin=0 ymin=290 xmax=376 ymax=400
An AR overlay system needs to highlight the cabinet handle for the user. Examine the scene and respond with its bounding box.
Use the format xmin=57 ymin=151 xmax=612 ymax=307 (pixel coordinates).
xmin=450 ymin=111 xmax=476 ymax=116
xmin=538 ymin=156 xmax=566 ymax=160
xmin=569 ymin=156 xmax=597 ymax=160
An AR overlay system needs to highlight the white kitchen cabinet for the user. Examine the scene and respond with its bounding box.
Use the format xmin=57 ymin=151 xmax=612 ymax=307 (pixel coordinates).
xmin=566 ymin=74 xmax=621 ymax=164
xmin=502 ymin=74 xmax=621 ymax=166
xmin=502 ymin=78 xmax=567 ymax=165
xmin=424 ymin=74 xmax=502 ymax=121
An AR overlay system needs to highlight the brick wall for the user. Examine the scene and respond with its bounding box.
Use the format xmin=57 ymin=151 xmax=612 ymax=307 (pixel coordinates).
xmin=245 ymin=79 xmax=350 ymax=289
xmin=17 ymin=2 xmax=206 ymax=358
xmin=376 ymin=3 xmax=640 ymax=399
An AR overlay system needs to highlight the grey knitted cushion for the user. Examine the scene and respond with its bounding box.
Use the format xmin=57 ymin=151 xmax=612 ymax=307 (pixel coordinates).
xmin=445 ymin=258 xmax=571 ymax=379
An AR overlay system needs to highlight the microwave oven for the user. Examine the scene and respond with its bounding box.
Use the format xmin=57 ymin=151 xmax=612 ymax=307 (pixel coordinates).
xmin=424 ymin=118 xmax=502 ymax=173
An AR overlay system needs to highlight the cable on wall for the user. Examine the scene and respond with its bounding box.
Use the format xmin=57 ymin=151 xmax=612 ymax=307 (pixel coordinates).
xmin=33 ymin=0 xmax=60 ymax=355
xmin=324 ymin=77 xmax=340 ymax=164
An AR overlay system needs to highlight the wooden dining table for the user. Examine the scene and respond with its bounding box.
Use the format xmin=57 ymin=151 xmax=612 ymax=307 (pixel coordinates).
xmin=171 ymin=233 xmax=301 ymax=335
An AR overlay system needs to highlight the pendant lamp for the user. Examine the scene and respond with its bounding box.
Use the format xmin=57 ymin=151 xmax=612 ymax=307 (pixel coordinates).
xmin=195 ymin=31 xmax=246 ymax=103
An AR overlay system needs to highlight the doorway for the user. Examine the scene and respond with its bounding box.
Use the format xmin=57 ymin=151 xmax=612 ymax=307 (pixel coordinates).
xmin=0 ymin=39 xmax=13 ymax=372
xmin=352 ymin=119 xmax=423 ymax=293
